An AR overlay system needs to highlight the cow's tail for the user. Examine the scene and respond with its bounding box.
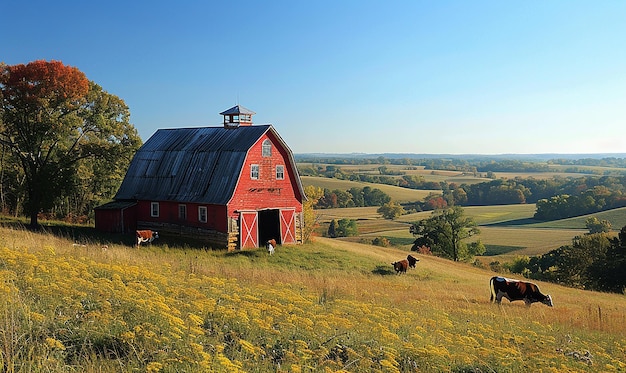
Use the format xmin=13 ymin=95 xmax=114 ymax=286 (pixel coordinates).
xmin=489 ymin=276 xmax=496 ymax=303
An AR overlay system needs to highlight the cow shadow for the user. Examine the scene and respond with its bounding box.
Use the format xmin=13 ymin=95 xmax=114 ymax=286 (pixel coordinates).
xmin=372 ymin=265 xmax=396 ymax=276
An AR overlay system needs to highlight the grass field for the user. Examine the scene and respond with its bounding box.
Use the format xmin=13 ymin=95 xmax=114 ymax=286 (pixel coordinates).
xmin=0 ymin=225 xmax=624 ymax=372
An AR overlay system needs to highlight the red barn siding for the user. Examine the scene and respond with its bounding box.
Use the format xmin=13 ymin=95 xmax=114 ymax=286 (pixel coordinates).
xmin=228 ymin=133 xmax=303 ymax=219
xmin=136 ymin=200 xmax=228 ymax=232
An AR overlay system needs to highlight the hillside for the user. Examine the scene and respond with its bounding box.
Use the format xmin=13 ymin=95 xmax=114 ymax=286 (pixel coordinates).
xmin=314 ymin=203 xmax=626 ymax=261
xmin=0 ymin=225 xmax=624 ymax=372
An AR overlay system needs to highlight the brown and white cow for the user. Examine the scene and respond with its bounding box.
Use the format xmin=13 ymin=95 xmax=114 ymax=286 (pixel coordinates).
xmin=392 ymin=259 xmax=409 ymax=274
xmin=266 ymin=239 xmax=277 ymax=255
xmin=392 ymin=255 xmax=420 ymax=274
xmin=490 ymin=276 xmax=553 ymax=307
xmin=136 ymin=230 xmax=159 ymax=247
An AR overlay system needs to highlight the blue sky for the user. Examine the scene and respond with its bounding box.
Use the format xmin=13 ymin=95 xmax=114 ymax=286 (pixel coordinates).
xmin=3 ymin=1 xmax=625 ymax=155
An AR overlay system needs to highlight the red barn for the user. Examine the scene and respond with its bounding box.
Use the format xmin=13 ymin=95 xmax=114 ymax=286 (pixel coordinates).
xmin=95 ymin=105 xmax=305 ymax=250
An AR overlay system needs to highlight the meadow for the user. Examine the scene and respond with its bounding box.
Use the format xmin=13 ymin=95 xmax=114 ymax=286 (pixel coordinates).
xmin=0 ymin=224 xmax=625 ymax=372
xmin=302 ymin=173 xmax=626 ymax=262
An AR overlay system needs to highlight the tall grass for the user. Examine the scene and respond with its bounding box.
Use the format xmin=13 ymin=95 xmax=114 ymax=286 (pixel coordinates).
xmin=0 ymin=226 xmax=624 ymax=372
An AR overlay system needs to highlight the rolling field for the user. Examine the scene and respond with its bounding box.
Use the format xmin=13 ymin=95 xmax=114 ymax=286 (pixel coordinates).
xmin=314 ymin=204 xmax=626 ymax=262
xmin=301 ymin=176 xmax=440 ymax=203
xmin=0 ymin=226 xmax=624 ymax=372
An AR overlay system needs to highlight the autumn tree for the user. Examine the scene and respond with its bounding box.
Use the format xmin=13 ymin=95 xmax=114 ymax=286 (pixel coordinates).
xmin=410 ymin=206 xmax=483 ymax=261
xmin=377 ymin=201 xmax=405 ymax=220
xmin=302 ymin=185 xmax=323 ymax=242
xmin=0 ymin=60 xmax=141 ymax=227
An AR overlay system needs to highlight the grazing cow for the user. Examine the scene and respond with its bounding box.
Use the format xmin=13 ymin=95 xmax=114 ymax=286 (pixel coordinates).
xmin=266 ymin=239 xmax=276 ymax=255
xmin=490 ymin=276 xmax=553 ymax=307
xmin=136 ymin=230 xmax=159 ymax=247
xmin=407 ymin=254 xmax=419 ymax=268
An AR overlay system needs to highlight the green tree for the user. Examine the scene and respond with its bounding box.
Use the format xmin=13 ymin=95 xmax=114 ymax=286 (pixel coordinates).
xmin=377 ymin=201 xmax=405 ymax=220
xmin=362 ymin=186 xmax=391 ymax=206
xmin=0 ymin=60 xmax=141 ymax=227
xmin=327 ymin=219 xmax=338 ymax=238
xmin=556 ymin=233 xmax=613 ymax=288
xmin=585 ymin=216 xmax=612 ymax=234
xmin=336 ymin=218 xmax=358 ymax=237
xmin=410 ymin=206 xmax=481 ymax=261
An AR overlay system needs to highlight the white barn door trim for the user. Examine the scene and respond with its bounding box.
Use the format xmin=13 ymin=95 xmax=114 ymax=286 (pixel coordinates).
xmin=239 ymin=211 xmax=258 ymax=249
xmin=279 ymin=208 xmax=296 ymax=244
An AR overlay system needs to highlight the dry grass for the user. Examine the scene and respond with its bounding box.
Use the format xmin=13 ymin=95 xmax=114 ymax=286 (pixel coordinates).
xmin=1 ymin=224 xmax=624 ymax=372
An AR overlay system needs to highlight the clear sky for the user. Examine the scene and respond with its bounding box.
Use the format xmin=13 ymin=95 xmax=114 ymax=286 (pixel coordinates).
xmin=3 ymin=1 xmax=625 ymax=155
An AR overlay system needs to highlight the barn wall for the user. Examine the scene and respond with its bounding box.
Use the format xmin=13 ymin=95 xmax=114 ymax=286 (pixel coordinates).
xmin=94 ymin=209 xmax=118 ymax=232
xmin=94 ymin=205 xmax=137 ymax=233
xmin=136 ymin=200 xmax=228 ymax=233
xmin=227 ymin=133 xmax=303 ymax=219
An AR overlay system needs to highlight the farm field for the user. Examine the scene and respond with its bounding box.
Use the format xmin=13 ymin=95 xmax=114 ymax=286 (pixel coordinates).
xmin=314 ymin=204 xmax=626 ymax=262
xmin=298 ymin=163 xmax=610 ymax=184
xmin=0 ymin=225 xmax=624 ymax=372
xmin=301 ymin=176 xmax=440 ymax=203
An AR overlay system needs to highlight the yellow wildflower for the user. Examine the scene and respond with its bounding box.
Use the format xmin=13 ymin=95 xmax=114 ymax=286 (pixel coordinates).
xmin=45 ymin=337 xmax=65 ymax=351
xmin=146 ymin=362 xmax=163 ymax=372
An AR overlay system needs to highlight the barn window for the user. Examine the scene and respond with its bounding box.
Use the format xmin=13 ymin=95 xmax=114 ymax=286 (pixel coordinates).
xmin=178 ymin=204 xmax=187 ymax=220
xmin=151 ymin=202 xmax=159 ymax=217
xmin=251 ymin=164 xmax=259 ymax=179
xmin=262 ymin=139 xmax=272 ymax=157
xmin=198 ymin=206 xmax=207 ymax=223
xmin=276 ymin=165 xmax=284 ymax=180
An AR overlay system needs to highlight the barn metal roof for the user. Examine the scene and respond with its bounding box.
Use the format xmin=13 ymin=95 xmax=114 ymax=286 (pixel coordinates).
xmin=114 ymin=125 xmax=305 ymax=205
xmin=219 ymin=105 xmax=256 ymax=115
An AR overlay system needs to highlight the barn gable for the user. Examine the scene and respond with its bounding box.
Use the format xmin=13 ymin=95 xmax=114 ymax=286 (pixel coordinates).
xmin=114 ymin=125 xmax=304 ymax=204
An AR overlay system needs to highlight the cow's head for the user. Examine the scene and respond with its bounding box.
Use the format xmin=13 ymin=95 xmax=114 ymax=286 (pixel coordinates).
xmin=153 ymin=231 xmax=159 ymax=239
xmin=542 ymin=294 xmax=553 ymax=307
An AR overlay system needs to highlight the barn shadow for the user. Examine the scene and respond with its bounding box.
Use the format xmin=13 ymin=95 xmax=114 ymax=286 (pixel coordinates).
xmin=372 ymin=265 xmax=396 ymax=276
xmin=0 ymin=220 xmax=134 ymax=246
xmin=0 ymin=219 xmax=228 ymax=250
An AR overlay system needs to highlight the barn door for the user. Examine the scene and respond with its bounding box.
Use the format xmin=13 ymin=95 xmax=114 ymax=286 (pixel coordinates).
xmin=239 ymin=211 xmax=258 ymax=249
xmin=279 ymin=209 xmax=296 ymax=244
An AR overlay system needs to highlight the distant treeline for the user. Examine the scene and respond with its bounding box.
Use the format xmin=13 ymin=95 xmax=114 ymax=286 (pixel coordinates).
xmin=297 ymin=156 xmax=626 ymax=175
xmin=548 ymin=157 xmax=626 ymax=168
xmin=304 ymin=162 xmax=626 ymax=219
xmin=298 ymin=164 xmax=458 ymax=189
xmin=315 ymin=186 xmax=391 ymax=209
xmin=450 ymin=176 xmax=626 ymax=220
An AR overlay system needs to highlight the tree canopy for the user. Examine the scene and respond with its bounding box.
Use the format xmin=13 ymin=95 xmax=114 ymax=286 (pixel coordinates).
xmin=514 ymin=226 xmax=626 ymax=293
xmin=0 ymin=60 xmax=141 ymax=226
xmin=410 ymin=206 xmax=484 ymax=261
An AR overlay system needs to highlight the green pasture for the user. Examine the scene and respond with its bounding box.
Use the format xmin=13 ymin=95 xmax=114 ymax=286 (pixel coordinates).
xmin=315 ymin=203 xmax=626 ymax=261
xmin=524 ymin=206 xmax=626 ymax=230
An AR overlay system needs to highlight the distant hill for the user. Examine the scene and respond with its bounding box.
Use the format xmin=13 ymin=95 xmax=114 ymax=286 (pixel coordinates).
xmin=295 ymin=153 xmax=626 ymax=161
